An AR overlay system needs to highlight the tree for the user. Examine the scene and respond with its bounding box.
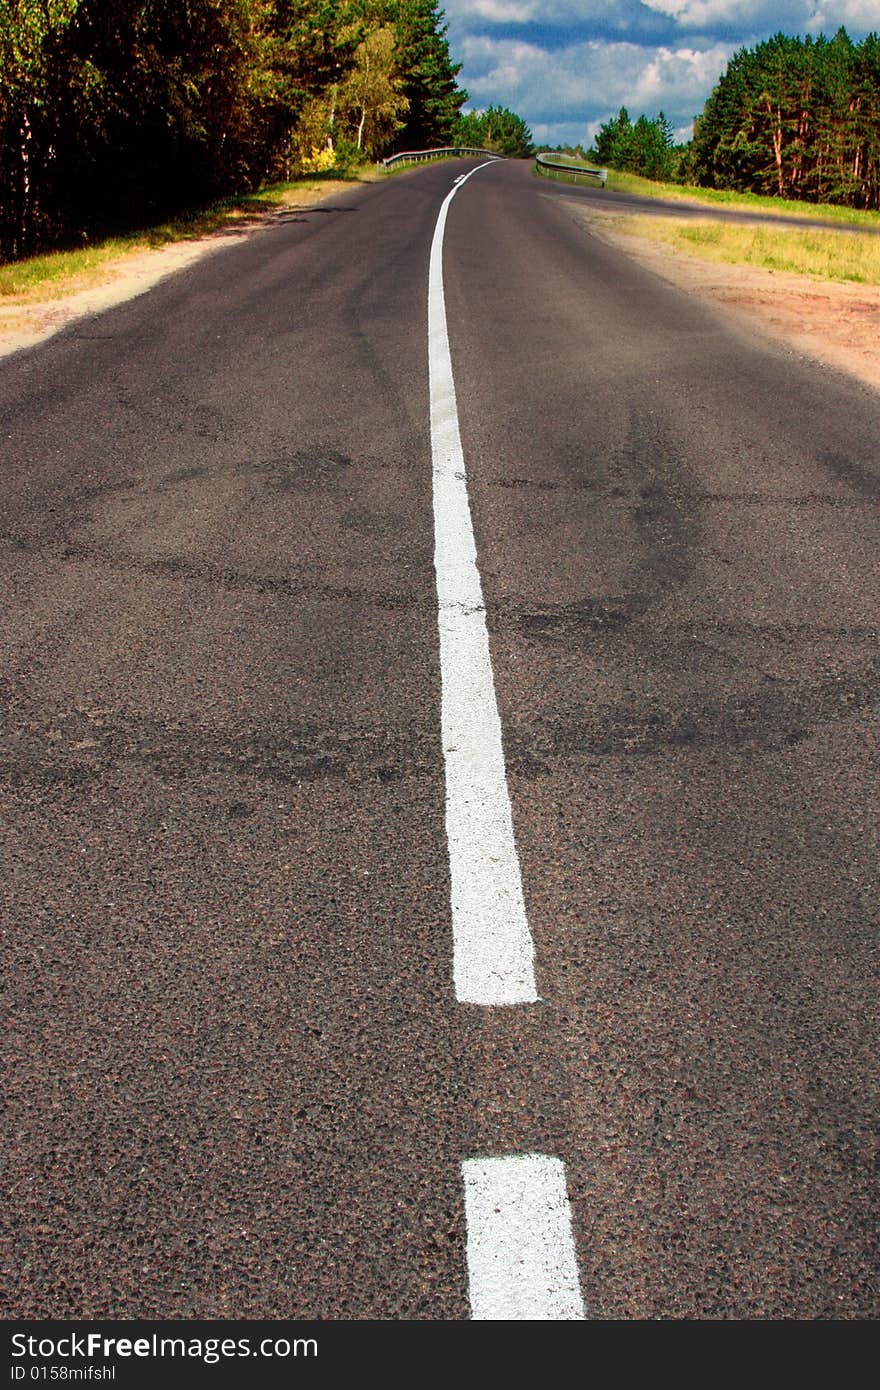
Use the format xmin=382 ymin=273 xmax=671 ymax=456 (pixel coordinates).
xmin=36 ymin=0 xmax=281 ymax=236
xmin=392 ymin=0 xmax=465 ymax=148
xmin=691 ymin=28 xmax=880 ymax=209
xmin=592 ymin=106 xmax=674 ymax=180
xmin=593 ymin=107 xmax=630 ymax=164
xmin=480 ymin=105 xmax=533 ymax=157
xmin=0 ymin=0 xmax=82 ymax=257
xmin=454 ymin=104 xmax=533 ymax=157
xmin=337 ymin=25 xmax=407 ymax=155
xmin=625 ymin=113 xmax=674 ymax=179
xmin=0 ymin=0 xmax=475 ymax=258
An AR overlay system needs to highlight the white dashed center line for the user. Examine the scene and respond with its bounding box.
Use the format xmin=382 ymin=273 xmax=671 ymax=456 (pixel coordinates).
xmin=429 ymin=165 xmax=584 ymax=1321
xmin=462 ymin=1154 xmax=586 ymax=1319
xmin=428 ymin=162 xmax=538 ymax=1008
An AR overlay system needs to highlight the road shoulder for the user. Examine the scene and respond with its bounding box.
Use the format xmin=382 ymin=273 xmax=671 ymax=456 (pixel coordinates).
xmin=572 ymin=203 xmax=880 ymax=396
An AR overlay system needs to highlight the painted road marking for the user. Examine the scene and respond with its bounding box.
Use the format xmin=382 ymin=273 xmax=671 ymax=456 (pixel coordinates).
xmin=434 ymin=170 xmax=584 ymax=1321
xmin=462 ymin=1154 xmax=585 ymax=1319
xmin=429 ymin=163 xmax=538 ymax=1007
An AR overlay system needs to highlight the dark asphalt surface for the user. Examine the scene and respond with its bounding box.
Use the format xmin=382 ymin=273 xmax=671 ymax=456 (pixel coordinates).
xmin=1 ymin=158 xmax=878 ymax=1320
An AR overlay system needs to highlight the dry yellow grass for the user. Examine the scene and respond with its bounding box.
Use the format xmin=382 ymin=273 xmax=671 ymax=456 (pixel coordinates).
xmin=612 ymin=214 xmax=880 ymax=285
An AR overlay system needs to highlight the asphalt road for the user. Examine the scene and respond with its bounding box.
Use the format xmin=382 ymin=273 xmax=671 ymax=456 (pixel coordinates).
xmin=1 ymin=158 xmax=878 ymax=1320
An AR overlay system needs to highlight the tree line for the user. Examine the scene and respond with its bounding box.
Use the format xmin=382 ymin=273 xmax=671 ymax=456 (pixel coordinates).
xmin=541 ymin=110 xmax=688 ymax=182
xmin=0 ymin=0 xmax=472 ymax=259
xmin=691 ymin=29 xmax=880 ymax=209
xmin=456 ymin=104 xmax=533 ymax=158
xmin=572 ymin=27 xmax=880 ymax=211
xmin=590 ymin=107 xmax=681 ymax=181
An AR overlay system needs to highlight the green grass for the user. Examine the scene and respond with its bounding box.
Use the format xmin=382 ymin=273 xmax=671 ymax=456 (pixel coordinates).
xmin=535 ymin=156 xmax=880 ymax=229
xmin=605 ymin=169 xmax=880 ymax=228
xmin=614 ymin=213 xmax=880 ymax=284
xmin=0 ymin=235 xmax=156 ymax=298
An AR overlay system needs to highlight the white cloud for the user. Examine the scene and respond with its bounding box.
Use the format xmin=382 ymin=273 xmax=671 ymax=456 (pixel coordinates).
xmin=447 ymin=0 xmax=880 ymax=38
xmin=445 ymin=0 xmax=629 ymax=23
xmin=630 ymin=42 xmax=733 ymax=105
xmin=450 ymin=0 xmax=880 ymax=147
xmin=460 ymin=0 xmax=541 ymax=21
xmin=639 ymin=0 xmax=774 ymax=20
xmin=633 ymin=0 xmax=873 ymax=29
xmin=461 ymin=34 xmax=735 ymax=131
xmin=808 ymin=0 xmax=880 ymax=26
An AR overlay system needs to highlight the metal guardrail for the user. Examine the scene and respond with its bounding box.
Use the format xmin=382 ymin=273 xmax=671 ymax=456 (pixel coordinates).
xmin=535 ymin=153 xmax=607 ymax=186
xmin=381 ymin=147 xmax=504 ymax=169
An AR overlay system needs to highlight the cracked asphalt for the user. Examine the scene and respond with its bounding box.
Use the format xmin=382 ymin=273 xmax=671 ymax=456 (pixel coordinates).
xmin=1 ymin=159 xmax=878 ymax=1319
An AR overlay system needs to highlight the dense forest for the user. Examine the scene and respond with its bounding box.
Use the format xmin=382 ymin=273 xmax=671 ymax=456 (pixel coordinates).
xmin=590 ymin=108 xmax=680 ymax=181
xmin=0 ymin=0 xmax=471 ymax=258
xmin=8 ymin=12 xmax=877 ymax=268
xmin=578 ymin=29 xmax=880 ymax=211
xmin=456 ymin=104 xmax=532 ymax=158
xmin=691 ymin=30 xmax=880 ymax=208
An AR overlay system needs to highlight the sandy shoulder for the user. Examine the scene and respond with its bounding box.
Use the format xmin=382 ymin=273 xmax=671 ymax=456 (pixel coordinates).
xmin=0 ymin=234 xmax=256 ymax=359
xmin=573 ymin=204 xmax=880 ymax=396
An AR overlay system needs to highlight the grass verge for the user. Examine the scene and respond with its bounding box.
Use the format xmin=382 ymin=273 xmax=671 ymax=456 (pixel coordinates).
xmin=606 ymin=170 xmax=880 ymax=228
xmin=611 ymin=213 xmax=880 ymax=284
xmin=535 ymin=158 xmax=880 ymax=229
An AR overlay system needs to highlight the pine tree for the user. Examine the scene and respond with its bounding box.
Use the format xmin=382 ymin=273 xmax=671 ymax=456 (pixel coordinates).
xmin=592 ymin=107 xmax=674 ymax=179
xmin=691 ymin=28 xmax=880 ymax=209
xmin=391 ymin=0 xmax=465 ymax=149
xmin=454 ymin=104 xmax=533 ymax=157
xmin=593 ymin=107 xmax=630 ymax=164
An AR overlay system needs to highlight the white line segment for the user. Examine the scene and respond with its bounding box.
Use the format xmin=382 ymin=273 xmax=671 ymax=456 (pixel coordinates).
xmin=463 ymin=1154 xmax=585 ymax=1319
xmin=429 ymin=163 xmax=538 ymax=1007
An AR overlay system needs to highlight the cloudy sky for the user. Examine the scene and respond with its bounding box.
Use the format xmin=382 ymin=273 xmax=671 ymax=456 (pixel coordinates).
xmin=442 ymin=1 xmax=880 ymax=147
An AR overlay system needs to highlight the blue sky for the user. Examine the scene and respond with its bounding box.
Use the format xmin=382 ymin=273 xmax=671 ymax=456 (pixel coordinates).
xmin=441 ymin=1 xmax=880 ymax=147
